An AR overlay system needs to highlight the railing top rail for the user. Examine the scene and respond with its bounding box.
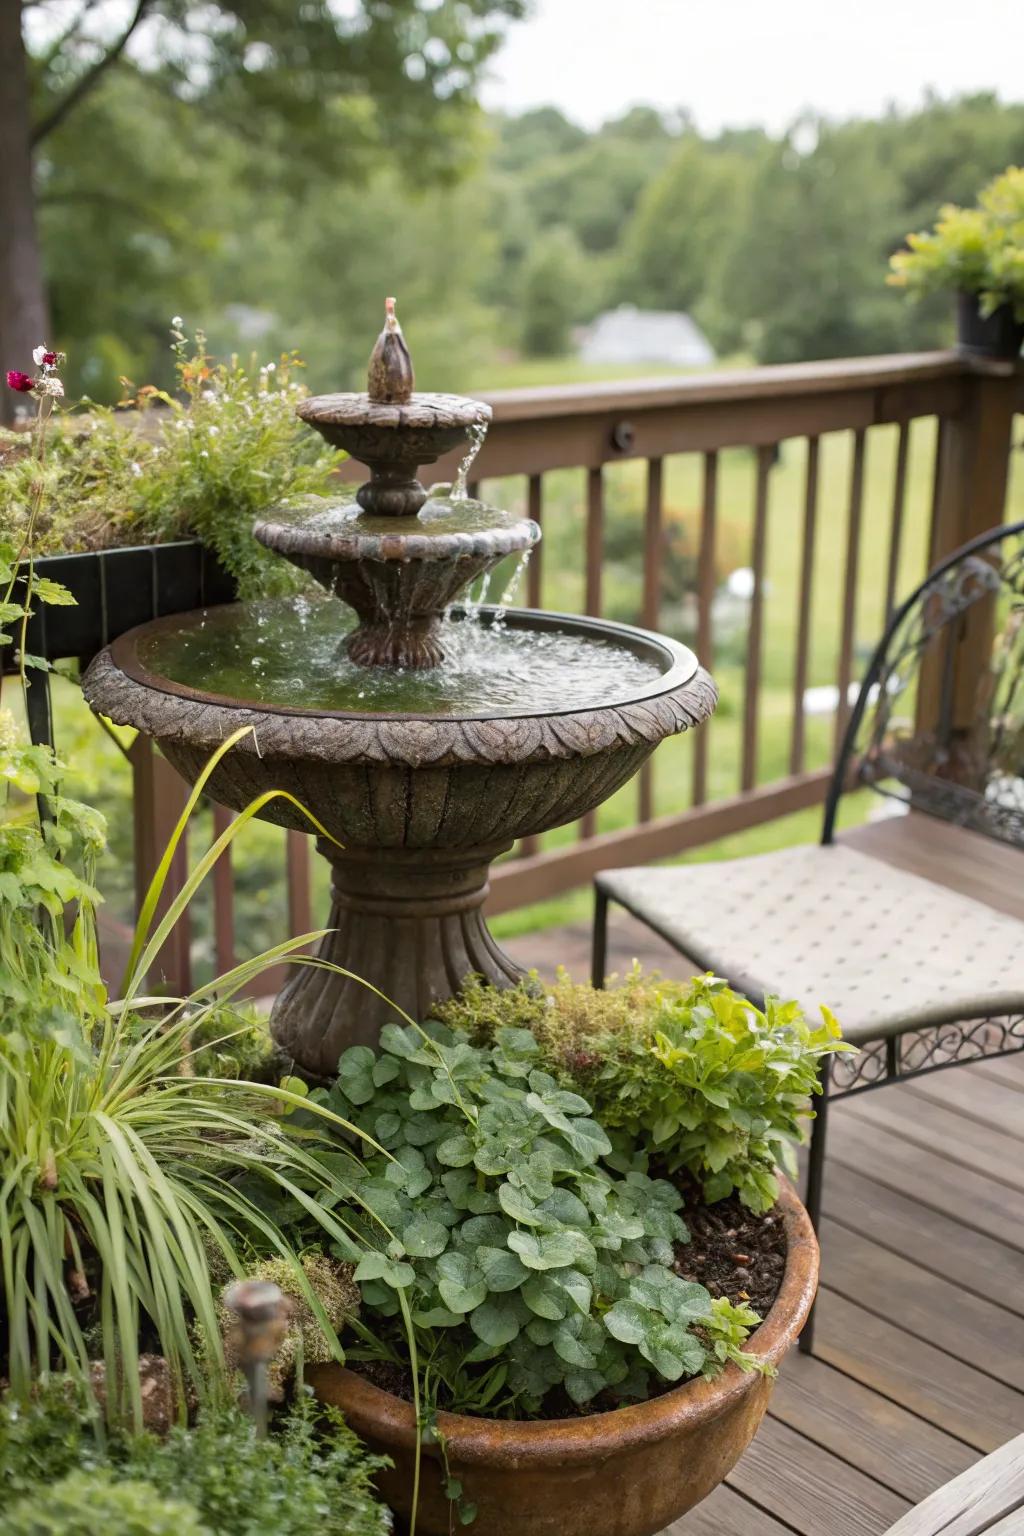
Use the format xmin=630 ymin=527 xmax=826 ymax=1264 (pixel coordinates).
xmin=473 ymin=351 xmax=1019 ymax=424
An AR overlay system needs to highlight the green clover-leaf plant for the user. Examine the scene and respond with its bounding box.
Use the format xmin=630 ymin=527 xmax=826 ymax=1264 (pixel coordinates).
xmin=323 ymin=1021 xmax=769 ymax=1419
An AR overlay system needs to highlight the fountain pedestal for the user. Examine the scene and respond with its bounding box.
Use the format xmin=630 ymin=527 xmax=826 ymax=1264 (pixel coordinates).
xmin=272 ymin=842 xmax=520 ymax=1065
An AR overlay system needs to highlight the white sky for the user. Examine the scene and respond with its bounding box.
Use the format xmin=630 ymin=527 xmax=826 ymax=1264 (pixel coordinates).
xmin=482 ymin=0 xmax=1024 ymax=133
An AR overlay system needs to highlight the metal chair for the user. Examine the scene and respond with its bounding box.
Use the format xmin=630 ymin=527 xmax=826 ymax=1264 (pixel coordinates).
xmin=592 ymin=520 xmax=1024 ymax=1352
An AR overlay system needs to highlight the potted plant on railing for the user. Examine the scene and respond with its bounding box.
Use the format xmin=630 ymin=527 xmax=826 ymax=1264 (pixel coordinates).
xmin=888 ymin=165 xmax=1024 ymax=359
xmin=306 ymin=971 xmax=847 ymax=1536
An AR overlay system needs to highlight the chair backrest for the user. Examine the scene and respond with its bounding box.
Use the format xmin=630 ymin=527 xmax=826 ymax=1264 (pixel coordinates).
xmin=823 ymin=519 xmax=1024 ymax=849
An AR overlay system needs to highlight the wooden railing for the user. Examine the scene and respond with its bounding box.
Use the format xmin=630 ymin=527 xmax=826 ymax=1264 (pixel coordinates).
xmin=128 ymin=350 xmax=1024 ymax=988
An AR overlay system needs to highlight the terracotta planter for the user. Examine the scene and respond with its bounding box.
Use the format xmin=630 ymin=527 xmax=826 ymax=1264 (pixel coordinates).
xmin=309 ymin=1178 xmax=818 ymax=1536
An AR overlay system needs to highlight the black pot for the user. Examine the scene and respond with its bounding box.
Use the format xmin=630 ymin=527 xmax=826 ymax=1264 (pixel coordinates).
xmin=956 ymin=292 xmax=1024 ymax=360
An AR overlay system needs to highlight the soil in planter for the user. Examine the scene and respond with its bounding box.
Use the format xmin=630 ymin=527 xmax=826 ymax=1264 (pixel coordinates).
xmin=347 ymin=1189 xmax=787 ymax=1420
xmin=671 ymin=1187 xmax=787 ymax=1321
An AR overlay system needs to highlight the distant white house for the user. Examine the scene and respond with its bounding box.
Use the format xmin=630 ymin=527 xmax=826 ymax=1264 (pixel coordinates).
xmin=578 ymin=305 xmax=715 ymax=368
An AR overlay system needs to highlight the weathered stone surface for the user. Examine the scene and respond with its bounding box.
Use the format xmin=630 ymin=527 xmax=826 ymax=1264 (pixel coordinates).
xmin=82 ymin=630 xmax=716 ymax=1076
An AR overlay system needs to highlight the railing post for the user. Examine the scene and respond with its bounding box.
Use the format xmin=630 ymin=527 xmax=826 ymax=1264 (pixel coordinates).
xmin=918 ymin=366 xmax=1019 ymax=738
xmin=130 ymin=734 xmax=192 ymax=994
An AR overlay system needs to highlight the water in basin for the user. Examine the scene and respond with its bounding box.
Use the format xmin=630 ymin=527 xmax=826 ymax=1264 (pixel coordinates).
xmin=136 ymin=596 xmax=665 ymax=717
xmin=267 ymin=492 xmax=523 ymax=540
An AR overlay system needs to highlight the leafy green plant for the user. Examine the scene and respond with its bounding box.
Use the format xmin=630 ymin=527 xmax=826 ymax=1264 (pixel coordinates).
xmin=889 ymin=165 xmax=1024 ymax=319
xmin=1 ymin=710 xmax=381 ymax=1428
xmin=438 ymin=970 xmax=850 ymax=1213
xmin=7 ymin=1469 xmax=208 ymax=1536
xmin=322 ymin=1020 xmax=769 ymax=1423
xmin=0 ymin=1384 xmax=390 ymax=1536
xmin=0 ymin=324 xmax=343 ymax=597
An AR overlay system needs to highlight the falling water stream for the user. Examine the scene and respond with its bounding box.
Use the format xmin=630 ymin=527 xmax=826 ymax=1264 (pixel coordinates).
xmin=452 ymin=419 xmax=489 ymax=500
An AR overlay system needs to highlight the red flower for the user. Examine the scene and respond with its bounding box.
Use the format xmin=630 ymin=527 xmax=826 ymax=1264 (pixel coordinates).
xmin=41 ymin=351 xmax=59 ymax=367
xmin=6 ymin=370 xmax=35 ymax=394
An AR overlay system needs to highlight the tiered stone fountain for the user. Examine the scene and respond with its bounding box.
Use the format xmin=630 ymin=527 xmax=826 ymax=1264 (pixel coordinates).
xmin=84 ymin=304 xmax=716 ymax=1075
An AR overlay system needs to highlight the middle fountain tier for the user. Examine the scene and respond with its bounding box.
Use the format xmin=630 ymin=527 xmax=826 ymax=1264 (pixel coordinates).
xmin=82 ymin=303 xmax=717 ymax=1076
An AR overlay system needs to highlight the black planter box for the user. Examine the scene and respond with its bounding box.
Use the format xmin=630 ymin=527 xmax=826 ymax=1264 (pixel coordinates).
xmin=14 ymin=539 xmax=235 ymax=667
xmin=8 ymin=539 xmax=235 ymax=746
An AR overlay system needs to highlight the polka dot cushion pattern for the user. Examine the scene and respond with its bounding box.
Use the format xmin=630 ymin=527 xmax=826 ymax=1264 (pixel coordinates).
xmin=598 ymin=844 xmax=1024 ymax=1043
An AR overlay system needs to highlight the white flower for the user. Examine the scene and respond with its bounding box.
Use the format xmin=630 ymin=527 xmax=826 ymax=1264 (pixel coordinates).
xmin=131 ymin=461 xmax=143 ymax=478
xmin=40 ymin=376 xmax=64 ymax=398
xmin=172 ymin=316 xmax=183 ymax=327
xmin=32 ymin=345 xmax=47 ymax=367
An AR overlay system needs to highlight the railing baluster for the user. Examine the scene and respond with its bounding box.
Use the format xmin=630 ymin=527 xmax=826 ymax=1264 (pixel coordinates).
xmin=834 ymin=428 xmax=867 ymax=755
xmin=884 ymin=421 xmax=910 ymax=625
xmin=212 ymin=803 xmax=236 ymax=976
xmin=693 ymin=451 xmax=717 ymax=807
xmin=517 ymin=476 xmax=547 ymax=859
xmin=580 ymin=467 xmax=604 ymax=840
xmin=789 ymin=436 xmax=819 ymax=776
xmin=584 ymin=466 xmax=603 ymax=618
xmin=130 ymin=736 xmax=192 ymax=993
xmin=638 ymin=457 xmax=663 ymax=822
xmin=741 ymin=445 xmax=772 ymax=794
xmin=286 ymin=830 xmax=312 ymax=939
xmin=526 ymin=474 xmax=543 ymax=609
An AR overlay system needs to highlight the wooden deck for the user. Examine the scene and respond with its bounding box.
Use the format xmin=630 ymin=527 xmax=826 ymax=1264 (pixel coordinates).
xmin=502 ymin=818 xmax=1024 ymax=1536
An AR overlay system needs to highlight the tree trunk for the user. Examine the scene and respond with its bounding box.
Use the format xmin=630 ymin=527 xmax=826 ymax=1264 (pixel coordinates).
xmin=0 ymin=2 xmax=49 ymax=426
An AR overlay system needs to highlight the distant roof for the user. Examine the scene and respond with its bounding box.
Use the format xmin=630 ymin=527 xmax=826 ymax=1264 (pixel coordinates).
xmin=579 ymin=304 xmax=715 ymax=366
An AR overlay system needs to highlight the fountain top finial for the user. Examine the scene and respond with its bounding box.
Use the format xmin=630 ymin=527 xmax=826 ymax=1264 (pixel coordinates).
xmin=367 ymin=296 xmax=414 ymax=405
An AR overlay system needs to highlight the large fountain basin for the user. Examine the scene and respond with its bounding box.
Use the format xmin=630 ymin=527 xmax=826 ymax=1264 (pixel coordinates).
xmin=83 ymin=608 xmax=715 ymax=1071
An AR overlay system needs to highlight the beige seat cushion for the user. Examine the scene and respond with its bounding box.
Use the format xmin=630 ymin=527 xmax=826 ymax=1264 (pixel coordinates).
xmin=598 ymin=844 xmax=1024 ymax=1043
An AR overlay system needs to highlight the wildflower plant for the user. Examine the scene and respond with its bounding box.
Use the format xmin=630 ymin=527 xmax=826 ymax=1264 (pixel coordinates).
xmin=0 ymin=324 xmax=343 ymax=597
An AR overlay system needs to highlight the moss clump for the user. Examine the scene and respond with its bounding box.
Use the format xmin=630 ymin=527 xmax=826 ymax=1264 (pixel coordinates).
xmin=434 ymin=965 xmax=690 ymax=1064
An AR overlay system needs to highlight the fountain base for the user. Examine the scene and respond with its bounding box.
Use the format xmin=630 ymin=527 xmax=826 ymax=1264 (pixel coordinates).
xmin=271 ymin=842 xmax=524 ymax=1075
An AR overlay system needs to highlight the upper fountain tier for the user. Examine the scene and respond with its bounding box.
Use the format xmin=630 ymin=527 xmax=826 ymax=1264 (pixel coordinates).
xmin=254 ymin=300 xmax=539 ymax=670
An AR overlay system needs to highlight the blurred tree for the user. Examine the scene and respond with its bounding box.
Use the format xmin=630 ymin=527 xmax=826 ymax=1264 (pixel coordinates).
xmin=492 ymin=105 xmax=588 ymax=172
xmin=519 ymin=227 xmax=590 ymax=356
xmin=1 ymin=0 xmax=526 ymax=419
xmin=614 ymin=137 xmax=755 ymax=319
xmin=717 ymin=99 xmax=1024 ymax=363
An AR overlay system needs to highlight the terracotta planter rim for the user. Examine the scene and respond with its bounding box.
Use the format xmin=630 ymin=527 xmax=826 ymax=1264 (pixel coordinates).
xmin=318 ymin=1175 xmax=817 ymax=1465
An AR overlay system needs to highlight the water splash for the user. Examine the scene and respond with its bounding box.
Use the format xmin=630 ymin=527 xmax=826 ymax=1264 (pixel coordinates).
xmin=139 ymin=595 xmax=662 ymax=717
xmin=452 ymin=419 xmax=488 ymax=500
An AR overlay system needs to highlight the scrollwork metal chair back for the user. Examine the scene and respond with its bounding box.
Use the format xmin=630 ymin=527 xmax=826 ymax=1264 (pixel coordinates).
xmin=824 ymin=519 xmax=1024 ymax=850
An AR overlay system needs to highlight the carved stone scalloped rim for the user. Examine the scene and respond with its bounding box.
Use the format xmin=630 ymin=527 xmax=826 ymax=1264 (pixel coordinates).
xmin=254 ymin=512 xmax=541 ymax=566
xmin=297 ymin=392 xmax=491 ymax=431
xmin=82 ymin=649 xmax=718 ymax=770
